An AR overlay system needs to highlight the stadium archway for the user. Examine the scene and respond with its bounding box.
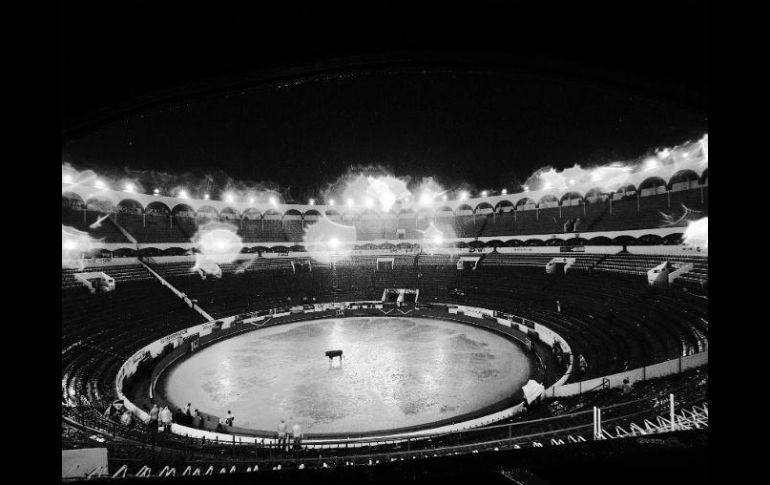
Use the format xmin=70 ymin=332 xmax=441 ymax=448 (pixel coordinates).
xmin=146 ymin=201 xmax=171 ymax=215
xmin=587 ymin=236 xmax=613 ymax=246
xmin=514 ymin=197 xmax=535 ymax=209
xmin=668 ymin=169 xmax=700 ymax=190
xmin=503 ymin=239 xmax=525 ymax=247
xmin=171 ymin=204 xmax=196 ymax=218
xmin=538 ymin=195 xmax=559 ymax=208
xmin=474 ymin=202 xmax=494 ymax=214
xmin=85 ymin=197 xmax=115 ymax=213
xmin=559 ymin=192 xmax=583 ymax=206
xmin=220 ymin=207 xmax=240 ymax=221
xmin=62 ymin=192 xmax=85 ymax=210
xmin=117 ymin=198 xmax=144 ymax=214
xmin=494 ymin=200 xmax=514 ymax=213
xmin=639 ymin=177 xmax=667 ymax=195
xmin=638 ymin=234 xmax=664 ymax=245
xmin=585 ymin=188 xmax=605 ymax=203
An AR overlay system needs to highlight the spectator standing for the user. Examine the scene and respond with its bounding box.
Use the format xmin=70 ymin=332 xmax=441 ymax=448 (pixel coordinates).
xmin=120 ymin=410 xmax=133 ymax=427
xmin=292 ymin=422 xmax=303 ymax=451
xmin=277 ymin=419 xmax=288 ymax=450
xmin=160 ymin=406 xmax=172 ymax=432
xmin=192 ymin=409 xmax=202 ymax=429
xmin=225 ymin=410 xmax=235 ymax=427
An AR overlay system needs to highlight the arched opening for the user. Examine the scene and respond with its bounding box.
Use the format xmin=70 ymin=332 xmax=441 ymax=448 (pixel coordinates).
xmin=494 ymin=200 xmax=514 ymax=213
xmin=525 ymin=238 xmax=545 ymax=246
xmin=638 ymin=234 xmax=664 ymax=245
xmin=242 ymin=208 xmax=261 ymax=220
xmin=612 ymin=184 xmax=637 ymax=200
xmin=474 ymin=202 xmax=494 ymax=214
xmin=435 ymin=205 xmax=454 ymax=215
xmin=559 ymin=192 xmax=584 ymax=207
xmin=171 ymin=203 xmax=196 ymax=218
xmin=138 ymin=247 xmax=162 ymax=257
xmin=486 ymin=239 xmax=504 ymax=247
xmin=613 ymin=235 xmax=638 ymax=246
xmin=544 ymin=237 xmax=564 ymax=246
xmin=515 ymin=197 xmax=536 ymax=210
xmin=538 ymin=194 xmax=559 ymax=208
xmin=563 ymin=237 xmax=588 ymax=246
xmin=282 ymin=209 xmax=303 ymax=220
xmin=587 ymin=236 xmax=613 ymax=246
xmin=161 ymin=247 xmax=187 ymax=256
xmin=700 ymin=168 xmax=708 ymax=186
xmin=639 ymin=177 xmax=667 ymax=196
xmin=503 ymin=239 xmax=524 ymax=247
xmin=145 ymin=201 xmax=171 ymax=216
xmin=668 ymin=169 xmax=700 ymax=191
xmin=584 ymin=188 xmax=607 ymax=204
xmin=664 ymin=233 xmax=684 ymax=245
xmin=196 ymin=206 xmax=219 ymax=220
xmin=455 ymin=204 xmax=473 ymax=214
xmin=112 ymin=247 xmax=137 ymax=258
xmin=262 ymin=209 xmax=282 ymax=219
xmin=62 ymin=192 xmax=85 ymax=210
xmin=468 ymin=240 xmax=486 ymax=248
xmin=85 ymin=197 xmax=115 ymax=213
xmin=220 ymin=207 xmax=240 ymax=221
xmin=117 ymin=199 xmax=144 ymax=214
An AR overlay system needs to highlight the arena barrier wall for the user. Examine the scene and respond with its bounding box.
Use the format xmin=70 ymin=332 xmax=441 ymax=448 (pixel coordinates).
xmin=545 ymin=350 xmax=708 ymax=398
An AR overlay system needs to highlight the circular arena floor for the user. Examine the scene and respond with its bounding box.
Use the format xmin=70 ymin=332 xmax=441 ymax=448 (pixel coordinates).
xmin=162 ymin=316 xmax=533 ymax=434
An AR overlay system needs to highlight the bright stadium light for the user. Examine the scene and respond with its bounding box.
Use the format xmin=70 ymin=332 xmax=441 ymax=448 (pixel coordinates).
xmin=63 ymin=239 xmax=78 ymax=251
xmin=62 ymin=174 xmax=73 ymax=184
xmin=644 ymin=158 xmax=659 ymax=171
xmin=124 ymin=182 xmax=136 ymax=193
xmin=269 ymin=196 xmax=278 ymax=206
xmin=329 ymin=199 xmax=335 ymax=206
xmin=309 ymin=199 xmax=315 ymax=205
xmin=442 ymin=194 xmax=448 ymax=201
xmin=501 ymin=188 xmax=507 ymax=195
xmin=178 ymin=189 xmax=189 ymax=199
xmin=328 ymin=237 xmax=340 ymax=249
xmin=94 ymin=179 xmax=106 ymax=189
xmin=481 ymin=190 xmax=488 ymax=197
xmin=224 ymin=193 xmax=235 ymax=203
xmin=347 ymin=198 xmax=354 ymax=207
xmin=419 ymin=193 xmax=432 ymax=205
xmin=364 ymin=197 xmax=374 ymax=208
xmin=523 ymin=186 xmax=529 ymax=192
xmin=568 ymin=179 xmax=575 ymax=186
xmin=204 ymin=193 xmax=210 ymax=200
xmin=459 ymin=191 xmax=468 ymax=201
xmin=154 ymin=188 xmax=161 ymax=195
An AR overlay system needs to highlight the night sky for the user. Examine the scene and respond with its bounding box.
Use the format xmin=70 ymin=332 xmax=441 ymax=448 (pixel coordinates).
xmin=61 ymin=1 xmax=708 ymax=202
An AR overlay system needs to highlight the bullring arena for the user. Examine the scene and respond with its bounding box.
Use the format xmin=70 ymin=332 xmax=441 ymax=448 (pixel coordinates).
xmin=62 ymin=144 xmax=708 ymax=480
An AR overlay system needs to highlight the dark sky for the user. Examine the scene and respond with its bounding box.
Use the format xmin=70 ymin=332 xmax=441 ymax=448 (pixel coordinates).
xmin=61 ymin=1 xmax=708 ymax=202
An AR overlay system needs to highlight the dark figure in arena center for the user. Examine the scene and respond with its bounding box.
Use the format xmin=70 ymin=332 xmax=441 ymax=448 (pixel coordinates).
xmin=325 ymin=350 xmax=343 ymax=361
